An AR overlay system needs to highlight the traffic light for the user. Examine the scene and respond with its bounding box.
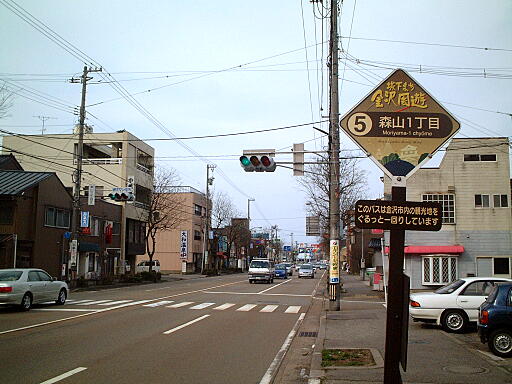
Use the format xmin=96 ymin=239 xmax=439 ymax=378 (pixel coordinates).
xmin=108 ymin=188 xmax=134 ymax=201
xmin=239 ymin=154 xmax=276 ymax=172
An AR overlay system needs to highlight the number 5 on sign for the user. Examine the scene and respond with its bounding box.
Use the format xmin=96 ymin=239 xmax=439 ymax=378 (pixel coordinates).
xmin=347 ymin=112 xmax=372 ymax=136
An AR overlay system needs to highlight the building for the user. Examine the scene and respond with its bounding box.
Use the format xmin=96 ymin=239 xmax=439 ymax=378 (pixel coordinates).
xmin=140 ymin=186 xmax=207 ymax=273
xmin=383 ymin=137 xmax=512 ymax=289
xmin=2 ymin=129 xmax=154 ymax=274
xmin=0 ymin=170 xmax=72 ymax=277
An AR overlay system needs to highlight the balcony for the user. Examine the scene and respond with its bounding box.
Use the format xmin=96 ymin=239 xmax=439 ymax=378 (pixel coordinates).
xmin=75 ymin=158 xmax=122 ymax=165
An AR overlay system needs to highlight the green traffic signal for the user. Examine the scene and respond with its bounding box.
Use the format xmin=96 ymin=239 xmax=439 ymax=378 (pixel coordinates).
xmin=240 ymin=156 xmax=250 ymax=166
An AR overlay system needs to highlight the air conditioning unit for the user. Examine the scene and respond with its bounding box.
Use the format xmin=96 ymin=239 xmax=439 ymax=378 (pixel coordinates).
xmin=447 ymin=186 xmax=455 ymax=193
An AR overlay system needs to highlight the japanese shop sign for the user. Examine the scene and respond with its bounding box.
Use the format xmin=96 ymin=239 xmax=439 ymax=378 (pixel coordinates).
xmin=180 ymin=230 xmax=188 ymax=259
xmin=354 ymin=200 xmax=442 ymax=231
xmin=340 ymin=69 xmax=460 ymax=178
xmin=329 ymin=240 xmax=340 ymax=284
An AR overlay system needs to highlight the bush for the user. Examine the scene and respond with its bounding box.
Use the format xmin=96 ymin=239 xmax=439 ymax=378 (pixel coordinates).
xmin=202 ymin=268 xmax=219 ymax=276
xmin=139 ymin=271 xmax=161 ymax=282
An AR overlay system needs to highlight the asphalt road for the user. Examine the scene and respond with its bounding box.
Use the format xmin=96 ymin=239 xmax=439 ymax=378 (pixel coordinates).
xmin=0 ymin=271 xmax=325 ymax=384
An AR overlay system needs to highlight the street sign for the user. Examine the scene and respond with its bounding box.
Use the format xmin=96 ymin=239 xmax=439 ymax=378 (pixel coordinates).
xmin=354 ymin=200 xmax=442 ymax=231
xmin=329 ymin=240 xmax=339 ymax=284
xmin=180 ymin=230 xmax=188 ymax=259
xmin=340 ymin=69 xmax=460 ymax=178
xmin=283 ymin=245 xmax=292 ymax=252
xmin=88 ymin=185 xmax=96 ymax=206
xmin=80 ymin=211 xmax=89 ymax=228
xmin=306 ymin=216 xmax=320 ymax=236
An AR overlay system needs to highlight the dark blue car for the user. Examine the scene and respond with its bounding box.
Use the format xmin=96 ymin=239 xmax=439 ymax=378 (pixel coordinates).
xmin=478 ymin=283 xmax=512 ymax=358
xmin=275 ymin=264 xmax=288 ymax=279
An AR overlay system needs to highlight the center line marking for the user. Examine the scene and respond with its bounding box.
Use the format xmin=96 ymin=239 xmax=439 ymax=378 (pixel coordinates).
xmin=39 ymin=367 xmax=87 ymax=384
xmin=163 ymin=315 xmax=210 ymax=335
xmin=258 ymin=278 xmax=292 ymax=294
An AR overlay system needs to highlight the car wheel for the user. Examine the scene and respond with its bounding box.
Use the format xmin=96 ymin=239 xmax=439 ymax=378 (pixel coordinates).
xmin=55 ymin=289 xmax=67 ymax=305
xmin=441 ymin=310 xmax=467 ymax=333
xmin=20 ymin=293 xmax=32 ymax=312
xmin=488 ymin=329 xmax=512 ymax=358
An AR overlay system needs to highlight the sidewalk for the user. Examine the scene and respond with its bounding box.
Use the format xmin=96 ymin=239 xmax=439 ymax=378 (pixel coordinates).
xmin=306 ymin=273 xmax=512 ymax=384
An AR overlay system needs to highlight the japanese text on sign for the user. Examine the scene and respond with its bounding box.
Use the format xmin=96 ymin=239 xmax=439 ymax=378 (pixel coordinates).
xmin=354 ymin=200 xmax=443 ymax=231
xmin=180 ymin=230 xmax=188 ymax=259
xmin=371 ymin=81 xmax=428 ymax=109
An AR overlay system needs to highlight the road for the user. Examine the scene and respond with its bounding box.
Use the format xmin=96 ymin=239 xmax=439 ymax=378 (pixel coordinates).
xmin=0 ymin=271 xmax=325 ymax=384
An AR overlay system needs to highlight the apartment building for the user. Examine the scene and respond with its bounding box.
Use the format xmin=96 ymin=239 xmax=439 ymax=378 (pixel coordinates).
xmin=139 ymin=186 xmax=207 ymax=273
xmin=2 ymin=129 xmax=154 ymax=274
xmin=383 ymin=137 xmax=511 ymax=289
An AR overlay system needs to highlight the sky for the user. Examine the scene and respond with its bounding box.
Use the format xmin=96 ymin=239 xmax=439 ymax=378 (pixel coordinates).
xmin=0 ymin=0 xmax=511 ymax=246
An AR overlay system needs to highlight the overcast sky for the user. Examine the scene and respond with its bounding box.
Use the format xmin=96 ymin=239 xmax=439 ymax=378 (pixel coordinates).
xmin=1 ymin=1 xmax=511 ymax=246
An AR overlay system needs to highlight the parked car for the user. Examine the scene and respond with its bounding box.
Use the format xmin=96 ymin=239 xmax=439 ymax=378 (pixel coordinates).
xmin=298 ymin=263 xmax=315 ymax=279
xmin=135 ymin=260 xmax=161 ymax=273
xmin=0 ymin=268 xmax=68 ymax=311
xmin=409 ymin=277 xmax=512 ymax=333
xmin=318 ymin=262 xmax=328 ymax=270
xmin=274 ymin=264 xmax=288 ymax=279
xmin=283 ymin=263 xmax=293 ymax=276
xmin=478 ymin=283 xmax=512 ymax=357
xmin=248 ymin=259 xmax=275 ymax=284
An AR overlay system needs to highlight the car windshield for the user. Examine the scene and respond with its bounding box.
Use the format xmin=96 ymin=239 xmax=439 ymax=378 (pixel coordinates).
xmin=276 ymin=264 xmax=286 ymax=270
xmin=0 ymin=271 xmax=23 ymax=281
xmin=301 ymin=264 xmax=312 ymax=270
xmin=284 ymin=263 xmax=291 ymax=268
xmin=434 ymin=279 xmax=465 ymax=294
xmin=250 ymin=261 xmax=269 ymax=268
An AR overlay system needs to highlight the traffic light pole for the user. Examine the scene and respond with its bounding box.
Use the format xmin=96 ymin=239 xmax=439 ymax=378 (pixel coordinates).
xmin=328 ymin=0 xmax=341 ymax=311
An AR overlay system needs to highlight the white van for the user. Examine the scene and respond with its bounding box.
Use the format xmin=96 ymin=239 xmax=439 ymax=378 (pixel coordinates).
xmin=135 ymin=260 xmax=161 ymax=273
xmin=248 ymin=258 xmax=275 ymax=284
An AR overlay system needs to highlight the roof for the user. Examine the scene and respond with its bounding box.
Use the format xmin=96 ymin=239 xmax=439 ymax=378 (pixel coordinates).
xmin=0 ymin=170 xmax=53 ymax=195
xmin=0 ymin=154 xmax=23 ymax=170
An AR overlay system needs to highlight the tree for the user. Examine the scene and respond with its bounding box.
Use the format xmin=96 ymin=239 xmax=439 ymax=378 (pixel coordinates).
xmin=297 ymin=151 xmax=367 ymax=253
xmin=0 ymin=82 xmax=14 ymax=120
xmin=211 ymin=191 xmax=240 ymax=270
xmin=145 ymin=167 xmax=186 ymax=274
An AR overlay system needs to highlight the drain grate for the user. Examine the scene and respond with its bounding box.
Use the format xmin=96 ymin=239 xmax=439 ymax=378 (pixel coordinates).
xmin=299 ymin=331 xmax=318 ymax=338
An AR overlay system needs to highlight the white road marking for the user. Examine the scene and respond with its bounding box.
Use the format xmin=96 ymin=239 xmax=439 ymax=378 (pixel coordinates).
xmin=98 ymin=300 xmax=131 ymax=306
xmin=204 ymin=291 xmax=311 ymax=297
xmin=213 ymin=303 xmax=236 ymax=310
xmin=260 ymin=305 xmax=279 ymax=313
xmin=39 ymin=367 xmax=87 ymax=384
xmin=108 ymin=300 xmax=152 ymax=310
xmin=66 ymin=299 xmax=94 ymax=304
xmin=190 ymin=302 xmax=215 ymax=310
xmin=163 ymin=315 xmax=210 ymax=335
xmin=0 ymin=280 xmax=246 ymax=335
xmin=260 ymin=313 xmax=306 ymax=384
xmin=284 ymin=306 xmax=301 ymax=313
xmin=258 ymin=279 xmax=292 ymax=294
xmin=143 ymin=300 xmax=174 ymax=307
xmin=76 ymin=300 xmax=112 ymax=305
xmin=33 ymin=309 xmax=96 ymax=312
xmin=237 ymin=304 xmax=257 ymax=312
xmin=167 ymin=301 xmax=194 ymax=308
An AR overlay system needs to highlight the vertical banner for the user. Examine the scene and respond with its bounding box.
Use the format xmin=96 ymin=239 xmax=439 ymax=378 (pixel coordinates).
xmin=329 ymin=239 xmax=339 ymax=284
xmin=88 ymin=185 xmax=96 ymax=206
xmin=69 ymin=239 xmax=78 ymax=267
xmin=80 ymin=211 xmax=90 ymax=228
xmin=180 ymin=230 xmax=188 ymax=259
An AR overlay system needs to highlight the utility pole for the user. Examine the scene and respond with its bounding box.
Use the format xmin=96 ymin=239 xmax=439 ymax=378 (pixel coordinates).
xmin=328 ymin=0 xmax=341 ymax=311
xmin=247 ymin=198 xmax=255 ymax=269
xmin=33 ymin=115 xmax=56 ymax=134
xmin=202 ymin=164 xmax=216 ymax=274
xmin=69 ymin=66 xmax=102 ymax=278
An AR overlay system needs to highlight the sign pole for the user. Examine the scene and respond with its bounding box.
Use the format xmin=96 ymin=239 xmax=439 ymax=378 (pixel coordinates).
xmin=384 ymin=179 xmax=406 ymax=384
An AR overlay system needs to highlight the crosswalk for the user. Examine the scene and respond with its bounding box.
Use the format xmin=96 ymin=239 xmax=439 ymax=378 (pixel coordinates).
xmin=58 ymin=299 xmax=302 ymax=314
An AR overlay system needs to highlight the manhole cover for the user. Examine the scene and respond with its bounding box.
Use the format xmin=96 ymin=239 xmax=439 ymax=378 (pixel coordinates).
xmin=443 ymin=366 xmax=488 ymax=374
xmin=299 ymin=331 xmax=318 ymax=337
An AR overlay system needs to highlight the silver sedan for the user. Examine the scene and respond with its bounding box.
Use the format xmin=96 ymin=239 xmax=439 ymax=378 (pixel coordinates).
xmin=0 ymin=268 xmax=68 ymax=311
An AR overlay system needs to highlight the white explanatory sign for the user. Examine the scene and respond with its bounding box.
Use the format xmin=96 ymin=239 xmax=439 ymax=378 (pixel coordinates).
xmin=88 ymin=185 xmax=96 ymax=206
xmin=180 ymin=230 xmax=188 ymax=259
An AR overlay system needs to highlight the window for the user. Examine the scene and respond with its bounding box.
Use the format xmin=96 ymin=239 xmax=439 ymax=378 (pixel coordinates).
xmin=463 ymin=154 xmax=496 ymax=162
xmin=0 ymin=204 xmax=14 ymax=225
xmin=194 ymin=230 xmax=201 ymax=240
xmin=28 ymin=271 xmax=40 ymax=282
xmin=36 ymin=271 xmax=52 ymax=281
xmin=422 ymin=256 xmax=457 ymax=285
xmin=422 ymin=194 xmax=455 ymax=223
xmin=462 ymin=281 xmax=495 ymax=296
xmin=494 ymin=258 xmax=510 ymax=275
xmin=45 ymin=207 xmax=70 ymax=228
xmin=194 ymin=204 xmax=203 ymax=216
xmin=112 ymin=222 xmax=121 ymax=235
xmin=475 ymin=194 xmax=490 ymax=208
xmin=493 ymin=194 xmax=509 ymax=208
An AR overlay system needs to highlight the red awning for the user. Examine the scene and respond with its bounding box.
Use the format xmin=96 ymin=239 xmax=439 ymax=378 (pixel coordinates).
xmin=384 ymin=245 xmax=464 ymax=254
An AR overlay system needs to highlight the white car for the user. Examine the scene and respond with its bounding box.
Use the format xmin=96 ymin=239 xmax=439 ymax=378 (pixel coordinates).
xmin=0 ymin=268 xmax=68 ymax=311
xmin=409 ymin=277 xmax=512 ymax=333
xmin=135 ymin=260 xmax=161 ymax=273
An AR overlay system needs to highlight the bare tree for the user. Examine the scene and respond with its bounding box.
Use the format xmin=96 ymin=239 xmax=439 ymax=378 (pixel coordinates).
xmin=0 ymin=83 xmax=14 ymax=120
xmin=297 ymin=151 xmax=368 ymax=243
xmin=145 ymin=167 xmax=186 ymax=274
xmin=211 ymin=191 xmax=241 ymax=269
